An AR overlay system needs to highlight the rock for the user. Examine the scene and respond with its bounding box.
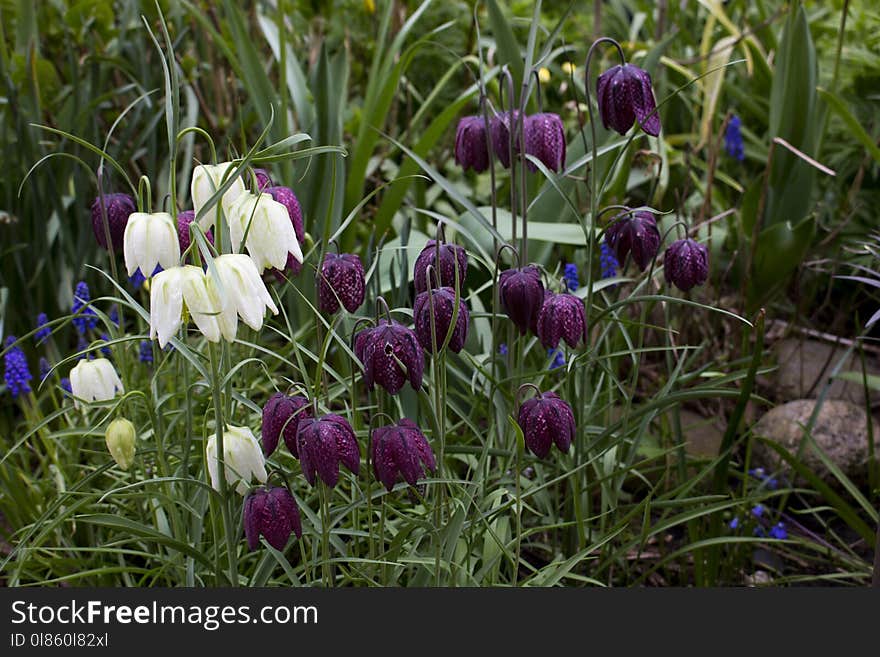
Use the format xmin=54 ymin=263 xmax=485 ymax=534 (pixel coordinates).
xmin=769 ymin=338 xmax=880 ymax=405
xmin=751 ymin=399 xmax=880 ymax=482
xmin=679 ymin=410 xmax=724 ymax=458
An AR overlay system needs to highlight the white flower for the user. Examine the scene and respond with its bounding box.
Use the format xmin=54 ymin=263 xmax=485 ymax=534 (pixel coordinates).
xmin=227 ymin=191 xmax=303 ymax=271
xmin=206 ymin=425 xmax=267 ymax=496
xmin=149 ymin=265 xmax=231 ymax=347
xmin=69 ymin=358 xmax=124 ymax=410
xmin=123 ymin=212 xmax=181 ymax=277
xmin=191 ymin=163 xmax=245 ymax=231
xmin=212 ymin=254 xmax=278 ymax=333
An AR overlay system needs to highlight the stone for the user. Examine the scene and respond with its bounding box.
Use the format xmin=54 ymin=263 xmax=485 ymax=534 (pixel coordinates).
xmin=679 ymin=410 xmax=724 ymax=458
xmin=750 ymin=399 xmax=880 ymax=482
xmin=769 ymin=338 xmax=880 ymax=405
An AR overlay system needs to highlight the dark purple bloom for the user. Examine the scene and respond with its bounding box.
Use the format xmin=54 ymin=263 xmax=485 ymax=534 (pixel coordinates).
xmin=177 ymin=210 xmax=214 ymax=254
xmin=524 ymin=113 xmax=566 ymax=172
xmin=90 ymin=192 xmax=136 ymax=251
xmin=413 ymin=286 xmax=469 ymax=354
xmin=455 ymin=115 xmax=490 ymax=173
xmin=261 ymin=392 xmax=312 ymax=457
xmin=265 ymin=186 xmax=305 ymax=277
xmin=413 ymin=240 xmax=467 ymax=295
xmin=371 ymin=419 xmax=436 ymax=492
xmin=536 ymin=292 xmax=586 ymax=349
xmin=296 ymin=414 xmax=360 ymax=488
xmin=318 ymin=252 xmax=365 ymax=314
xmin=604 ymin=209 xmax=661 ymax=272
xmin=71 ymin=281 xmax=98 ymax=334
xmin=355 ymin=320 xmax=424 ymax=394
xmin=243 ymin=485 xmax=302 ymax=551
xmin=596 ymin=63 xmax=661 ymax=137
xmin=490 ymin=110 xmax=524 ymax=169
xmin=664 ymin=238 xmax=709 ymax=292
xmin=517 ymin=390 xmax=576 ymax=458
xmin=34 ymin=313 xmax=50 ymax=344
xmin=253 ymin=168 xmax=274 ymax=192
xmin=498 ymin=265 xmax=544 ymax=335
xmin=3 ymin=336 xmax=32 ymax=399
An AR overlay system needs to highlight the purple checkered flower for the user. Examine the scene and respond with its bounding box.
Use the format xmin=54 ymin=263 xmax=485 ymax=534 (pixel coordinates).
xmin=498 ymin=265 xmax=544 ymax=335
xmin=536 ymin=291 xmax=587 ymax=350
xmin=605 ymin=209 xmax=661 ymax=272
xmin=243 ymin=485 xmax=302 ymax=551
xmin=296 ymin=414 xmax=360 ymax=488
xmin=517 ymin=390 xmax=576 ymax=458
xmin=454 ymin=115 xmax=490 ymax=173
xmin=90 ymin=192 xmax=136 ymax=251
xmin=524 ymin=113 xmax=566 ymax=172
xmin=265 ymin=186 xmax=305 ymax=278
xmin=413 ymin=240 xmax=467 ymax=295
xmin=253 ymin=168 xmax=274 ymax=192
xmin=664 ymin=238 xmax=709 ymax=292
xmin=261 ymin=392 xmax=312 ymax=458
xmin=354 ymin=320 xmax=424 ymax=394
xmin=371 ymin=419 xmax=436 ymax=492
xmin=413 ymin=286 xmax=469 ymax=354
xmin=318 ymin=252 xmax=365 ymax=314
xmin=596 ymin=63 xmax=661 ymax=137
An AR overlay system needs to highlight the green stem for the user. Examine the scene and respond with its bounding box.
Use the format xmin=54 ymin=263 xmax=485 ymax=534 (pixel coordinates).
xmin=209 ymin=342 xmax=238 ymax=586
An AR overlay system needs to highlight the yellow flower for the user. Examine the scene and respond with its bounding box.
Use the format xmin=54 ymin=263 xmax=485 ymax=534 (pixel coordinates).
xmin=562 ymin=61 xmax=576 ymax=76
xmin=538 ymin=67 xmax=550 ymax=83
xmin=364 ymin=0 xmax=375 ymax=14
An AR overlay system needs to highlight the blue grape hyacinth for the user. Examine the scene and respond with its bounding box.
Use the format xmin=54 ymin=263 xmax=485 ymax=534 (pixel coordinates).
xmin=548 ymin=347 xmax=565 ymax=369
xmin=4 ymin=336 xmax=32 ymax=398
xmin=38 ymin=357 xmax=51 ymax=382
xmin=563 ymin=263 xmax=579 ymax=291
xmin=139 ymin=340 xmax=153 ymax=364
xmin=71 ymin=282 xmax=98 ymax=334
xmin=34 ymin=313 xmax=51 ymax=344
xmin=725 ymin=115 xmax=745 ymax=161
xmin=599 ymin=241 xmax=619 ymax=280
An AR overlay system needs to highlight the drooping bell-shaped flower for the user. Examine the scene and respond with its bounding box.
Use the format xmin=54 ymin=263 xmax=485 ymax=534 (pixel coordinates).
xmin=264 ymin=186 xmax=305 ymax=277
xmin=105 ymin=417 xmax=137 ymax=471
xmin=371 ymin=419 xmax=436 ymax=492
xmin=261 ymin=392 xmax=312 ymax=457
xmin=212 ymin=254 xmax=279 ymax=336
xmin=69 ymin=357 xmax=124 ymax=410
xmin=413 ymin=239 xmax=467 ymax=295
xmin=596 ymin=63 xmax=661 ymax=137
xmin=490 ymin=110 xmax=524 ymax=169
xmin=191 ymin=162 xmax=246 ymax=230
xmin=227 ymin=191 xmax=303 ymax=272
xmin=498 ymin=265 xmax=544 ymax=335
xmin=455 ymin=115 xmax=490 ymax=173
xmin=354 ymin=320 xmax=424 ymax=394
xmin=524 ymin=113 xmax=566 ymax=172
xmin=536 ymin=291 xmax=587 ymax=350
xmin=413 ymin=286 xmax=469 ymax=353
xmin=206 ymin=425 xmax=268 ymax=496
xmin=604 ymin=209 xmax=661 ymax=272
xmin=318 ymin=252 xmax=365 ymax=314
xmin=296 ymin=414 xmax=360 ymax=488
xmin=91 ymin=192 xmax=136 ymax=251
xmin=123 ymin=211 xmax=181 ymax=278
xmin=244 ymin=485 xmax=302 ymax=551
xmin=517 ymin=390 xmax=576 ymax=458
xmin=149 ymin=265 xmax=229 ymax=347
xmin=664 ymin=238 xmax=709 ymax=292
xmin=176 ymin=210 xmax=214 ymax=254
xmin=252 ymin=168 xmax=274 ymax=192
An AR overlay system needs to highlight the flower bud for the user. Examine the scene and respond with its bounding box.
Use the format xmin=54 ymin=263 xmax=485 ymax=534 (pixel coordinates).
xmin=176 ymin=210 xmax=214 ymax=255
xmin=318 ymin=252 xmax=365 ymax=314
xmin=664 ymin=238 xmax=709 ymax=292
xmin=105 ymin=418 xmax=136 ymax=470
xmin=596 ymin=63 xmax=661 ymax=137
xmin=91 ymin=193 xmax=136 ymax=251
xmin=253 ymin=168 xmax=274 ymax=192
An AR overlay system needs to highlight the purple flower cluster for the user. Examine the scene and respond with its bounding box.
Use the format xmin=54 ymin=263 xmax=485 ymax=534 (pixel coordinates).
xmin=34 ymin=313 xmax=51 ymax=344
xmin=455 ymin=112 xmax=566 ymax=174
xmin=71 ymin=281 xmax=98 ymax=334
xmin=3 ymin=336 xmax=32 ymax=399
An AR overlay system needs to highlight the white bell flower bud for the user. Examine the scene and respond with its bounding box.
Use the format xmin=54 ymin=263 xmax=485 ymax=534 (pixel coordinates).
xmin=123 ymin=211 xmax=181 ymax=277
xmin=69 ymin=358 xmax=124 ymax=410
xmin=206 ymin=425 xmax=267 ymax=496
xmin=191 ymin=162 xmax=245 ymax=231
xmin=227 ymin=191 xmax=303 ymax=272
xmin=212 ymin=254 xmax=278 ymax=333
